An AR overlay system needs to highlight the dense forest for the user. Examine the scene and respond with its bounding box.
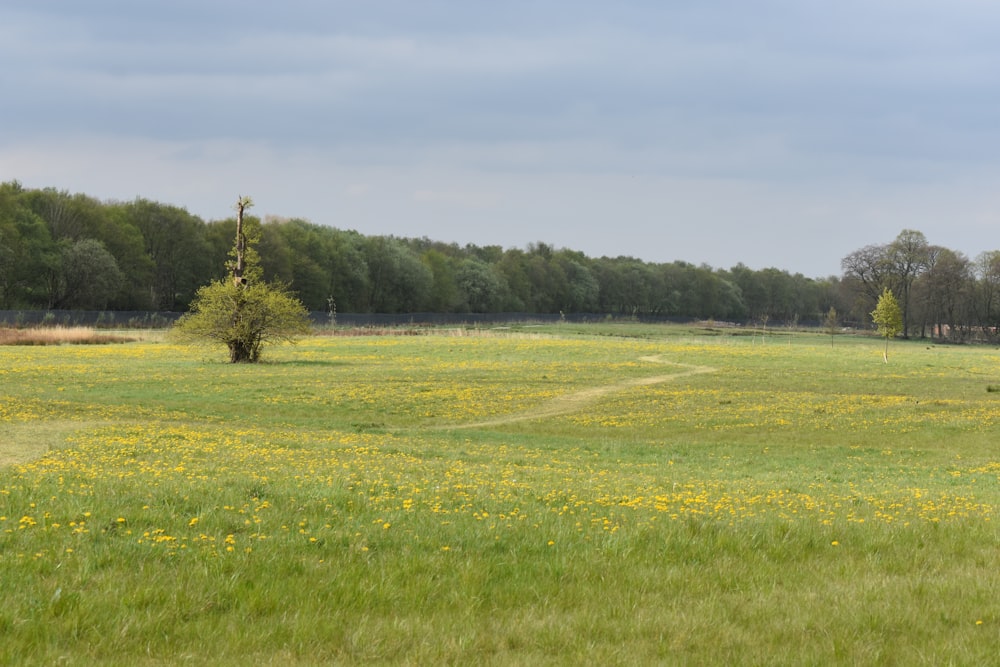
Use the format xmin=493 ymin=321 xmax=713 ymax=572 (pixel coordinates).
xmin=2 ymin=181 xmax=999 ymax=341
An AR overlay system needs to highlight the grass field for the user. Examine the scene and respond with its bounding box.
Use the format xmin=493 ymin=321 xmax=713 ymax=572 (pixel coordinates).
xmin=2 ymin=324 xmax=1000 ymax=664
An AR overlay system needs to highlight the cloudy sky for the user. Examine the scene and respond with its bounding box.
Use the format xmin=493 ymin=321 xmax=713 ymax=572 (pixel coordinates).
xmin=3 ymin=1 xmax=1000 ymax=277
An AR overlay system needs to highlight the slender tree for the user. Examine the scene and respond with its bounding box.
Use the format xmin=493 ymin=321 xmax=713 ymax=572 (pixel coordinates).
xmin=871 ymin=287 xmax=903 ymax=363
xmin=824 ymin=306 xmax=839 ymax=347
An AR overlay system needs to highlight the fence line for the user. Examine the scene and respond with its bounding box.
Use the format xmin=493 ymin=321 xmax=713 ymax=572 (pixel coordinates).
xmin=0 ymin=310 xmax=707 ymax=329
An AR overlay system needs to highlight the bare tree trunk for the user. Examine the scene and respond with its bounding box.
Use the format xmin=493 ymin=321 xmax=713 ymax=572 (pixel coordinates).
xmin=233 ymin=196 xmax=250 ymax=286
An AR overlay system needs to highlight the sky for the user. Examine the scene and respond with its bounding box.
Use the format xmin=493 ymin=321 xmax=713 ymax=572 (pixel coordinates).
xmin=2 ymin=0 xmax=1000 ymax=278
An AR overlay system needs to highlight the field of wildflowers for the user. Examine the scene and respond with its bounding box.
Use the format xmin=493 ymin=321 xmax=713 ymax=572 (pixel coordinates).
xmin=2 ymin=325 xmax=1000 ymax=664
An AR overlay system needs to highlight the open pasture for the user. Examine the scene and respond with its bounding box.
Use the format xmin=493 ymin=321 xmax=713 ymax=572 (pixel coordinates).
xmin=2 ymin=325 xmax=1000 ymax=664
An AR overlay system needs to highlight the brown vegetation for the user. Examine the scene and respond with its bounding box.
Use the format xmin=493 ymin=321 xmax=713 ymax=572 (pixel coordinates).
xmin=0 ymin=327 xmax=136 ymax=346
xmin=315 ymin=326 xmax=429 ymax=337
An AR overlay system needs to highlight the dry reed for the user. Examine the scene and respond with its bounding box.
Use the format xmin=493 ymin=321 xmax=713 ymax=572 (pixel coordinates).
xmin=0 ymin=326 xmax=136 ymax=346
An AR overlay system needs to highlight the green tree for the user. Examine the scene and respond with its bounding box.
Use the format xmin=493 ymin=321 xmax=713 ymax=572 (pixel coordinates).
xmin=916 ymin=247 xmax=972 ymax=341
xmin=871 ymin=287 xmax=903 ymax=363
xmin=172 ymin=198 xmax=310 ymax=363
xmin=522 ymin=243 xmax=568 ymax=313
xmin=974 ymin=251 xmax=1000 ymax=341
xmin=326 ymin=229 xmax=370 ymax=313
xmin=554 ymin=250 xmax=599 ymax=312
xmin=363 ymin=236 xmax=433 ymax=312
xmin=728 ymin=263 xmax=767 ymax=320
xmin=124 ymin=199 xmax=211 ymax=310
xmin=843 ymin=230 xmax=929 ymax=337
xmin=888 ymin=229 xmax=930 ymax=337
xmin=101 ymin=203 xmax=157 ymax=309
xmin=422 ymin=249 xmax=462 ymax=312
xmin=268 ymin=221 xmax=332 ymax=310
xmin=824 ymin=306 xmax=839 ymax=346
xmin=57 ymin=238 xmax=125 ymax=309
xmin=495 ymin=249 xmax=530 ymax=311
xmin=456 ymin=258 xmax=504 ymax=312
xmin=0 ymin=182 xmax=60 ymax=308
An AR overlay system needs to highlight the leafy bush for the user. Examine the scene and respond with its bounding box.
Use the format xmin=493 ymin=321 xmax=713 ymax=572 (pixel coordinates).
xmin=172 ymin=280 xmax=310 ymax=362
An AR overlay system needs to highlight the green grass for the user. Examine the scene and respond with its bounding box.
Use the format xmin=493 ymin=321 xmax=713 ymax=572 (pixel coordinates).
xmin=2 ymin=325 xmax=1000 ymax=664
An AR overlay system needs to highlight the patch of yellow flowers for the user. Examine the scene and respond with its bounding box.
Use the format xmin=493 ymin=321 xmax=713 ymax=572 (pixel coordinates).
xmin=2 ymin=335 xmax=999 ymax=564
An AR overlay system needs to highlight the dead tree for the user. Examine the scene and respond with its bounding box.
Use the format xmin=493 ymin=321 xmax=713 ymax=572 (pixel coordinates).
xmin=233 ymin=196 xmax=252 ymax=287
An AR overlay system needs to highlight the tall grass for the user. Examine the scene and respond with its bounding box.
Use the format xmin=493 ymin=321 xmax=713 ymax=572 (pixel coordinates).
xmin=0 ymin=326 xmax=136 ymax=346
xmin=1 ymin=326 xmax=1000 ymax=664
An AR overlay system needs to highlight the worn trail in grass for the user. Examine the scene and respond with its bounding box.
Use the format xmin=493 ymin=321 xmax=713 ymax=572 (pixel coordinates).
xmin=443 ymin=354 xmax=717 ymax=429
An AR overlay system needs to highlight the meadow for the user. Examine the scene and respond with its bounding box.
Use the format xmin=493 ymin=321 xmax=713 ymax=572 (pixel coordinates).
xmin=2 ymin=324 xmax=1000 ymax=665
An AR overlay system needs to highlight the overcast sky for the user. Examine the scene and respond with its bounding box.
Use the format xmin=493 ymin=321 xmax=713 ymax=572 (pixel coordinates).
xmin=3 ymin=1 xmax=1000 ymax=277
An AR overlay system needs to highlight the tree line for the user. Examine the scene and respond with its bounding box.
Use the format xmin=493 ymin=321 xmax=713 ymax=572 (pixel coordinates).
xmin=1 ymin=181 xmax=997 ymax=340
xmin=840 ymin=229 xmax=1000 ymax=342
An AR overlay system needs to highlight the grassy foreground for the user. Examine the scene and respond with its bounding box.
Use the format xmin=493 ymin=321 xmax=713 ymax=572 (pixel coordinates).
xmin=2 ymin=324 xmax=1000 ymax=664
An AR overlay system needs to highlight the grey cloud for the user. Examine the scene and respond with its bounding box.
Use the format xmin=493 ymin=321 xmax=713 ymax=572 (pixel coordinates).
xmin=5 ymin=0 xmax=1000 ymax=276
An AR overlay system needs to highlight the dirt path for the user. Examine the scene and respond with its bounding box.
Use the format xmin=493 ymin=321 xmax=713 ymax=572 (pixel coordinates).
xmin=442 ymin=355 xmax=716 ymax=430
